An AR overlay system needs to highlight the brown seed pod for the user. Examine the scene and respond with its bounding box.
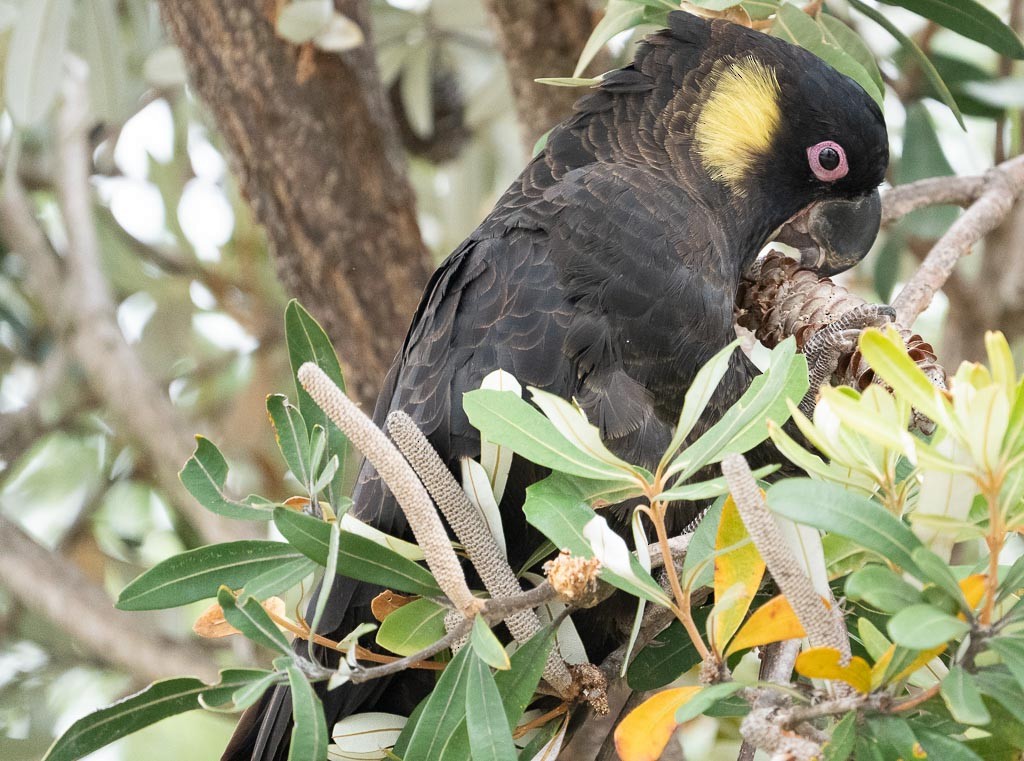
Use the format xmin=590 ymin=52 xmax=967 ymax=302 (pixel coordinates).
xmin=736 ymin=251 xmax=947 ymax=393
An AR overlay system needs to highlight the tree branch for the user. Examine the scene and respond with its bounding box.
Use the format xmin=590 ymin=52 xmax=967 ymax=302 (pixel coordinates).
xmin=0 ymin=65 xmax=246 ymax=545
xmin=0 ymin=515 xmax=220 ymax=684
xmin=158 ymin=0 xmax=433 ymax=405
xmin=891 ymin=154 xmax=1024 ymax=326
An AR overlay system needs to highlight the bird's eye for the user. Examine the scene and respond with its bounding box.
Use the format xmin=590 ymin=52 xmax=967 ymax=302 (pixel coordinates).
xmin=807 ymin=141 xmax=848 ymax=182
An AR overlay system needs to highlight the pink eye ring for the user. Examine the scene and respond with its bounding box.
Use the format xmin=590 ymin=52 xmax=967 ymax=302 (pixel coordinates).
xmin=807 ymin=140 xmax=848 ymax=182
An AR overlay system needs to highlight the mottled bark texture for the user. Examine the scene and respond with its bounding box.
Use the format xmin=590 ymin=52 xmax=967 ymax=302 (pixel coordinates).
xmin=158 ymin=0 xmax=433 ymax=405
xmin=484 ymin=0 xmax=605 ymax=148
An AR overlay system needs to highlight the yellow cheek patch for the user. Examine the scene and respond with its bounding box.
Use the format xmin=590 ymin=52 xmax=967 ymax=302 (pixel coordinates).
xmin=693 ymin=58 xmax=782 ymax=194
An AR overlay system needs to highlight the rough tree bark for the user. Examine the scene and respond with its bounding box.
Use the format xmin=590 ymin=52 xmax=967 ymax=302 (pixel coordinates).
xmin=158 ymin=0 xmax=434 ymax=405
xmin=484 ymin=0 xmax=606 ymax=148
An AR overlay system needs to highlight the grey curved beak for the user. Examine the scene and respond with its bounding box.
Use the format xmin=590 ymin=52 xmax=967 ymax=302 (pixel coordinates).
xmin=776 ymin=189 xmax=882 ymax=277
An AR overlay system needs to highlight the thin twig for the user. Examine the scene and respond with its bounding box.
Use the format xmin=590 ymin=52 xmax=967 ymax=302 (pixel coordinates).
xmin=349 ymin=619 xmax=473 ymax=683
xmin=264 ymin=609 xmax=445 ymax=671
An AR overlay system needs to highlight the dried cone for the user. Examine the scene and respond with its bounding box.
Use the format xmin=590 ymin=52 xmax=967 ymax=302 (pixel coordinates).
xmin=736 ymin=251 xmax=947 ymax=393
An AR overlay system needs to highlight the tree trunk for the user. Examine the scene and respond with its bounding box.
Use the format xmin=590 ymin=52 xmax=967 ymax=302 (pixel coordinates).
xmin=158 ymin=0 xmax=433 ymax=405
xmin=484 ymin=0 xmax=606 ymax=149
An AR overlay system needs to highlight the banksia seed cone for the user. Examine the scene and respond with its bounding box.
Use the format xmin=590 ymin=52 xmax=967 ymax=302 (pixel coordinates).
xmin=736 ymin=251 xmax=947 ymax=393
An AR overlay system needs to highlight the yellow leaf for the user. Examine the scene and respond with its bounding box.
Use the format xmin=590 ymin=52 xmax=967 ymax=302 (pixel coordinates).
xmin=795 ymin=647 xmax=872 ymax=693
xmin=870 ymin=577 xmax=985 ymax=688
xmin=613 ymin=686 xmax=701 ymax=761
xmin=889 ymin=645 xmax=945 ymax=685
xmin=870 ymin=644 xmax=895 ymax=690
xmin=960 ymin=574 xmax=986 ymax=611
xmin=711 ymin=496 xmax=765 ymax=654
xmin=725 ymin=594 xmax=808 ymax=656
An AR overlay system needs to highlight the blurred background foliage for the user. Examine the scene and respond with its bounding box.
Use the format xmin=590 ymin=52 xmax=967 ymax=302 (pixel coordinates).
xmin=0 ymin=0 xmax=1021 ymax=759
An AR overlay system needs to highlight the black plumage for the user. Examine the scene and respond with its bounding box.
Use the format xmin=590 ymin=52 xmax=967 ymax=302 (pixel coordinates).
xmin=224 ymin=12 xmax=888 ymax=760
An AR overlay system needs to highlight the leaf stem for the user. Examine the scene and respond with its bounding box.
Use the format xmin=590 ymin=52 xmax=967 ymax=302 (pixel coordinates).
xmin=650 ymin=497 xmax=710 ymax=661
xmin=891 ymin=682 xmax=941 ymax=713
xmin=265 ymin=609 xmax=446 ymax=671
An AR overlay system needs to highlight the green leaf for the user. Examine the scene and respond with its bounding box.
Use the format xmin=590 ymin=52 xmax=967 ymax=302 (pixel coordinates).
xmin=573 ymin=0 xmax=647 ymax=77
xmin=988 ymin=638 xmax=1024 ymax=694
xmin=866 ymin=716 xmax=922 ymax=761
xmin=471 ymin=615 xmax=511 ymax=670
xmin=274 ymin=507 xmax=442 ymax=597
xmin=201 ymin=668 xmax=274 ymax=706
xmin=179 ymin=436 xmax=274 ymax=521
xmin=465 ymin=653 xmax=517 ymax=761
xmin=845 ymin=564 xmax=923 ymax=613
xmin=681 ymin=497 xmax=726 ymax=592
xmin=942 ymin=666 xmax=991 ymax=725
xmin=661 ymin=340 xmax=739 ymax=469
xmin=976 ymin=668 xmax=1024 ymax=725
xmin=766 ymin=479 xmax=928 ymax=578
xmin=78 ymin=0 xmax=129 ymax=122
xmin=914 ymin=726 xmax=985 ymax=761
xmin=463 ymin=389 xmax=644 ymax=482
xmin=285 ymin=300 xmax=349 ymax=509
xmin=242 ymin=556 xmax=319 ymax=602
xmin=772 ymin=3 xmax=884 ymax=106
xmin=532 ymin=128 xmax=552 ymax=156
xmin=515 ymin=718 xmax=564 ymax=761
xmin=535 ymin=76 xmax=601 ymax=87
xmin=306 ymin=520 xmax=341 ymax=657
xmin=924 ymin=53 xmax=1002 ymax=118
xmin=627 ymin=612 xmax=710 ymax=690
xmin=217 ymin=586 xmax=292 ymax=655
xmin=116 ymin=541 xmax=305 ymax=610
xmin=285 ymin=661 xmax=328 ymax=761
xmin=398 ymin=643 xmax=474 ymax=760
xmin=376 ymin=598 xmax=447 ymax=657
xmin=823 ymin=711 xmax=858 ymax=761
xmin=655 ymin=464 xmax=778 ymax=502
xmin=267 ymin=394 xmax=311 ymax=487
xmin=231 ymin=671 xmax=286 ymax=712
xmin=849 ymin=0 xmax=964 ymax=127
xmin=998 ymin=553 xmax=1024 ymax=602
xmin=877 ymin=0 xmax=1024 ymax=59
xmin=668 ymin=339 xmax=806 ymax=480
xmin=674 ymin=682 xmax=744 ymax=724
xmin=873 ymin=232 xmax=903 ymax=303
xmin=887 ymin=603 xmax=970 ymax=649
xmin=5 ymin=0 xmax=73 ymax=126
xmin=894 ymin=103 xmax=958 ymax=239
xmin=42 ymin=671 xmax=263 ymax=761
xmin=910 ymin=546 xmax=967 ymax=610
xmin=818 ymin=13 xmax=885 ymax=97
xmin=742 ymin=0 xmax=780 ymax=20
xmin=523 ymin=476 xmax=671 ymax=605
xmin=493 ymin=628 xmax=554 ymax=728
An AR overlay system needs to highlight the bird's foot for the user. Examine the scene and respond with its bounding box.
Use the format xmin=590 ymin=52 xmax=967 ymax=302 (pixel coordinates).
xmin=798 ymin=303 xmax=896 ymax=418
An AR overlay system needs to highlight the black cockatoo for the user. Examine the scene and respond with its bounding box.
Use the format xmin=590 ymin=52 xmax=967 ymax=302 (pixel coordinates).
xmin=224 ymin=11 xmax=889 ymax=759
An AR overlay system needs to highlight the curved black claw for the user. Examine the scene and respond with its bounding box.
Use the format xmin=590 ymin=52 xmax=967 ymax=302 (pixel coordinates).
xmin=799 ymin=303 xmax=896 ymax=417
